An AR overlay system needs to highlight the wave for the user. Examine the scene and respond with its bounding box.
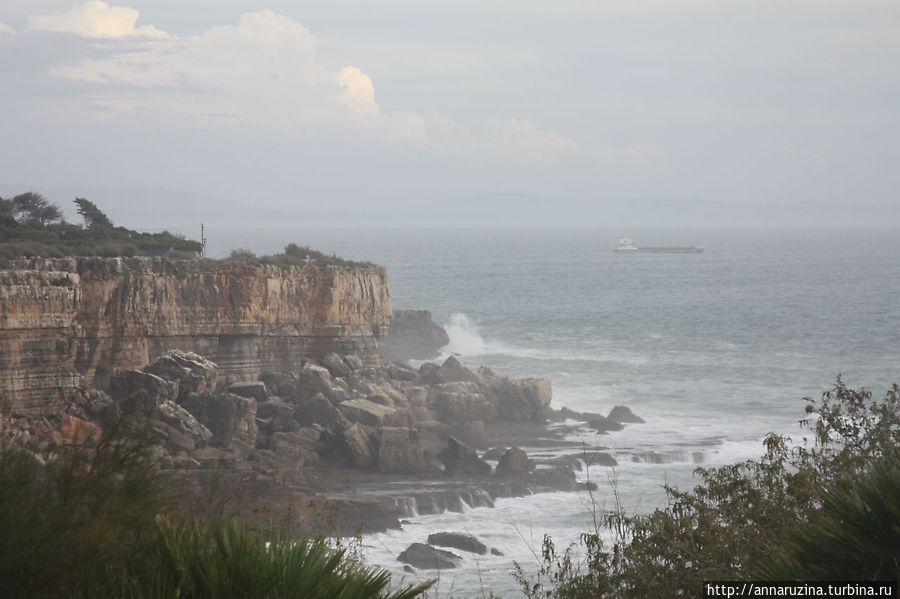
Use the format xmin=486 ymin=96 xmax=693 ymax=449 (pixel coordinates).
xmin=441 ymin=313 xmax=487 ymax=356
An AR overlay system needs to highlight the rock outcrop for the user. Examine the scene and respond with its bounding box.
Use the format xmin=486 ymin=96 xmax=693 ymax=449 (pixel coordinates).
xmin=0 ymin=257 xmax=390 ymax=413
xmin=378 ymin=309 xmax=449 ymax=362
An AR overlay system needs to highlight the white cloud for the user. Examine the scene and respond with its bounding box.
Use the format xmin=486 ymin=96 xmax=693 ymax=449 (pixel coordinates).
xmin=35 ymin=6 xmax=576 ymax=158
xmin=482 ymin=118 xmax=579 ymax=158
xmin=0 ymin=23 xmax=14 ymax=35
xmin=27 ymin=1 xmax=168 ymax=39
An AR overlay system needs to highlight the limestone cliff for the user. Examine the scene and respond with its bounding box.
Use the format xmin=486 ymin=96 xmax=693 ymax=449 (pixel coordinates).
xmin=0 ymin=257 xmax=390 ymax=413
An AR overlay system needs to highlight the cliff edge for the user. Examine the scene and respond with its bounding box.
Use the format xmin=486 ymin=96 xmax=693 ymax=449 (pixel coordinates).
xmin=0 ymin=256 xmax=390 ymax=413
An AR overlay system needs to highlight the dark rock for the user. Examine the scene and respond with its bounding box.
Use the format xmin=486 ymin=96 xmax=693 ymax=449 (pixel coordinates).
xmin=110 ymin=369 xmax=176 ymax=405
xmin=456 ymin=419 xmax=488 ymax=447
xmin=379 ymin=309 xmax=450 ymax=362
xmin=529 ymin=467 xmax=577 ymax=492
xmin=588 ymin=416 xmax=625 ymax=433
xmin=255 ymin=397 xmax=296 ymax=432
xmin=438 ymin=436 xmax=492 ymax=477
xmin=397 ymin=543 xmax=461 ymax=570
xmin=321 ymin=353 xmax=351 ymax=378
xmin=481 ymin=446 xmax=508 ymax=461
xmin=576 ymin=481 xmax=599 ymax=491
xmin=607 ymin=405 xmax=645 ymax=424
xmin=293 ymin=393 xmax=349 ymax=429
xmin=427 ymin=532 xmax=487 ymax=555
xmin=227 ymin=381 xmax=268 ymax=403
xmin=180 ymin=392 xmax=257 ymax=448
xmin=491 ymin=548 xmax=503 ymax=556
xmin=495 ymin=447 xmax=535 ymax=483
xmin=418 ymin=362 xmax=441 ymax=385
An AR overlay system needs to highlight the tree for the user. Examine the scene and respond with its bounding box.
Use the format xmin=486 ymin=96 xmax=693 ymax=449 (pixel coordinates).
xmin=74 ymin=197 xmax=113 ymax=230
xmin=10 ymin=192 xmax=63 ymax=225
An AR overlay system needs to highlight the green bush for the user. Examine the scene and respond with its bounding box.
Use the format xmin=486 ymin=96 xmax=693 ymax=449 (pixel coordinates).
xmin=0 ymin=401 xmax=430 ymax=599
xmin=516 ymin=379 xmax=900 ymax=598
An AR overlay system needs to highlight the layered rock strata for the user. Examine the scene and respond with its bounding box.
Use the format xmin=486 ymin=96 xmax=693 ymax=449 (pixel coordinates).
xmin=0 ymin=257 xmax=390 ymax=413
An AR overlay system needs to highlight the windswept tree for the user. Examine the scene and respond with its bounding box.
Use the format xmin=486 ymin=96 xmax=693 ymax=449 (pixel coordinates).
xmin=11 ymin=192 xmax=63 ymax=225
xmin=74 ymin=197 xmax=113 ymax=230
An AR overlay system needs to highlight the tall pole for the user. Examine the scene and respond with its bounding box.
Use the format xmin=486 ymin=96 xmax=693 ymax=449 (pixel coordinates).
xmin=201 ymin=223 xmax=206 ymax=258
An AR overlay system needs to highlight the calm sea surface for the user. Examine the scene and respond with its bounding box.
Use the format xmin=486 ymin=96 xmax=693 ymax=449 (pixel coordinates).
xmin=211 ymin=226 xmax=900 ymax=596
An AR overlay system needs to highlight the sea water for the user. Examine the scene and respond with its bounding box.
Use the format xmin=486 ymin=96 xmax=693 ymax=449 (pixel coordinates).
xmin=209 ymin=226 xmax=900 ymax=596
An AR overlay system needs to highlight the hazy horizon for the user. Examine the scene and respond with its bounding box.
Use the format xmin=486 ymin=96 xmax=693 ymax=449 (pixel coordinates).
xmin=2 ymin=1 xmax=899 ymax=220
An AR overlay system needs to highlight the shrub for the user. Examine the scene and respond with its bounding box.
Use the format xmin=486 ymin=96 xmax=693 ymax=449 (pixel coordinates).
xmin=516 ymin=379 xmax=900 ymax=598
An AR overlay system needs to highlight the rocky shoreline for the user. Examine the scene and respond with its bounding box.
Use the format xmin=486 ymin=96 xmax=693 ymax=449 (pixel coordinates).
xmin=2 ymin=308 xmax=644 ymax=574
xmin=4 ymin=345 xmax=642 ymax=532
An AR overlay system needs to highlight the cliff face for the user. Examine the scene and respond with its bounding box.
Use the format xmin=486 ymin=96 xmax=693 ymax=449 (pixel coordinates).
xmin=0 ymin=257 xmax=390 ymax=413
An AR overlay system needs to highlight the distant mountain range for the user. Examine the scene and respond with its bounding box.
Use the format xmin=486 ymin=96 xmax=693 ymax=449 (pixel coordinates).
xmin=2 ymin=185 xmax=897 ymax=230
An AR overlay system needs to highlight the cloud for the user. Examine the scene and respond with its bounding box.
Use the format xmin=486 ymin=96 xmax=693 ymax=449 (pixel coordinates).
xmin=31 ymin=5 xmax=576 ymax=158
xmin=482 ymin=118 xmax=579 ymax=158
xmin=27 ymin=1 xmax=168 ymax=39
xmin=0 ymin=23 xmax=14 ymax=35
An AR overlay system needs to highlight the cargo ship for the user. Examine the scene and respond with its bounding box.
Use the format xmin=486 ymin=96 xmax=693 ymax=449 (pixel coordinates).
xmin=614 ymin=238 xmax=703 ymax=253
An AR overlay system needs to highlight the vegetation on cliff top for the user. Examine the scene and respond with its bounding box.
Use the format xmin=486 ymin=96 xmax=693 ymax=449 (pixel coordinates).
xmin=0 ymin=193 xmax=202 ymax=262
xmin=0 ymin=192 xmax=375 ymax=269
xmin=517 ymin=379 xmax=900 ymax=597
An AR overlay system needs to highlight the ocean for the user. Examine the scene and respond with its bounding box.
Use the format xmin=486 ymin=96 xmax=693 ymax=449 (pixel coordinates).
xmin=209 ymin=226 xmax=900 ymax=596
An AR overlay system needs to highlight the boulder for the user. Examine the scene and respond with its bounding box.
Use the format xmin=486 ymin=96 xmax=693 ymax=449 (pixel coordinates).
xmin=293 ymin=393 xmax=349 ymax=429
xmin=269 ymin=431 xmax=320 ymax=466
xmin=384 ymin=361 xmax=419 ymax=382
xmin=152 ymin=400 xmax=213 ymax=453
xmin=227 ymin=381 xmax=268 ymax=403
xmin=180 ymin=392 xmax=257 ymax=448
xmin=429 ymin=383 xmax=497 ymax=424
xmin=321 ymin=353 xmax=351 ymax=378
xmin=438 ymin=436 xmax=492 ymax=478
xmin=427 ymin=532 xmax=487 ymax=555
xmin=297 ymin=362 xmax=349 ymax=404
xmin=418 ymin=362 xmax=441 ymax=385
xmin=342 ymin=423 xmax=377 ymax=469
xmin=436 ymin=356 xmax=480 ymax=384
xmin=587 ymin=416 xmax=624 ymax=433
xmin=144 ymin=351 xmax=217 ymax=399
xmin=607 ymin=405 xmax=645 ymax=424
xmin=110 ymin=369 xmax=177 ymax=405
xmin=377 ymin=427 xmax=438 ymax=473
xmin=497 ymin=377 xmax=552 ymax=422
xmin=529 ymin=467 xmax=577 ymax=492
xmin=338 ymin=398 xmax=399 ymax=427
xmin=494 ymin=447 xmax=535 ymax=483
xmin=379 ymin=309 xmax=450 ymax=362
xmin=255 ymin=397 xmax=296 ymax=432
xmin=397 ymin=543 xmax=461 ymax=570
xmin=581 ymin=451 xmax=618 ymax=468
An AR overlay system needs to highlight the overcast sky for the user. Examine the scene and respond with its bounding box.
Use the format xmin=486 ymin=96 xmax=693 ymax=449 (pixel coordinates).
xmin=1 ymin=1 xmax=898 ymax=212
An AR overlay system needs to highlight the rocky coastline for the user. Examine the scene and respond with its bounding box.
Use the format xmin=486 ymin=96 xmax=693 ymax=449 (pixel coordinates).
xmin=1 ymin=258 xmax=644 ymax=573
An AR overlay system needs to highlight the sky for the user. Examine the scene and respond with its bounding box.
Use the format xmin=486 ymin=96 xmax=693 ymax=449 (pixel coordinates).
xmin=1 ymin=1 xmax=899 ymax=215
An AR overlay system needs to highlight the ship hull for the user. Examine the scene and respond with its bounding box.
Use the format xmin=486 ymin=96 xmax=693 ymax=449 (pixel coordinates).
xmin=637 ymin=247 xmax=703 ymax=253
